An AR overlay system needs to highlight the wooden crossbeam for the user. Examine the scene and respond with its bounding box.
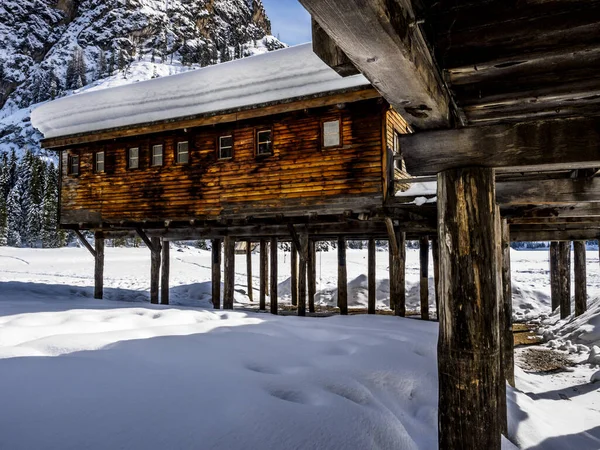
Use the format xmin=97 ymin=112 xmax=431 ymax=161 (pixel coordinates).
xmin=135 ymin=227 xmax=160 ymax=253
xmin=74 ymin=230 xmax=96 ymax=258
xmin=497 ymin=178 xmax=600 ymax=205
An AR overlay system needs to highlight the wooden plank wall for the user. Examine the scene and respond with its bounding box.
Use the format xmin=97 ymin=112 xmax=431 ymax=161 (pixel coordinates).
xmin=386 ymin=108 xmax=412 ymax=197
xmin=60 ymin=98 xmax=386 ymax=225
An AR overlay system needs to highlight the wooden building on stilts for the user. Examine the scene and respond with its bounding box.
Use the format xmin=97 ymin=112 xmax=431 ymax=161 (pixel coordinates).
xmin=31 ymin=2 xmax=600 ymax=445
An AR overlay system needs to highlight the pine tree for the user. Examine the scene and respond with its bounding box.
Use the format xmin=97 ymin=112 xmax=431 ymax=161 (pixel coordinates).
xmin=41 ymin=162 xmax=63 ymax=248
xmin=66 ymin=47 xmax=87 ymax=90
xmin=98 ymin=50 xmax=107 ymax=79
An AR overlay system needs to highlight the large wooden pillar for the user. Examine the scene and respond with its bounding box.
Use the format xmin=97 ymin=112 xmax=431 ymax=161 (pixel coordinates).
xmin=94 ymin=233 xmax=104 ymax=300
xmin=388 ymin=226 xmax=406 ymax=317
xmin=368 ymin=238 xmax=376 ymax=314
xmin=419 ymin=236 xmax=429 ymax=320
xmin=246 ymin=241 xmax=253 ymax=302
xmin=223 ymin=236 xmax=235 ymax=310
xmin=211 ymin=238 xmax=222 ymax=309
xmin=161 ymin=239 xmax=170 ymax=305
xmin=270 ymin=237 xmax=278 ymax=314
xmin=150 ymin=237 xmax=161 ymax=304
xmin=558 ymin=241 xmax=571 ymax=319
xmin=501 ymin=219 xmax=515 ymax=388
xmin=298 ymin=234 xmax=308 ymax=316
xmin=550 ymin=242 xmax=560 ymax=312
xmin=338 ymin=236 xmax=348 ymax=315
xmin=291 ymin=241 xmax=298 ymax=307
xmin=432 ymin=237 xmax=440 ymax=320
xmin=574 ymin=241 xmax=587 ymax=317
xmin=308 ymin=239 xmax=316 ymax=313
xmin=259 ymin=239 xmax=267 ymax=310
xmin=438 ymin=167 xmax=502 ymax=450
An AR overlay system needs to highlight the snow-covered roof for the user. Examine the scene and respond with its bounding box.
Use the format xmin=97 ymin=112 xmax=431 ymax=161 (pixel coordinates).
xmin=31 ymin=44 xmax=371 ymax=139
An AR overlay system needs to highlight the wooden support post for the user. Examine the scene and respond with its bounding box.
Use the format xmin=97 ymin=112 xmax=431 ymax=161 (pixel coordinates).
xmin=338 ymin=236 xmax=348 ymax=315
xmin=298 ymin=234 xmax=308 ymax=316
xmin=432 ymin=237 xmax=440 ymax=320
xmin=388 ymin=239 xmax=396 ymax=312
xmin=246 ymin=241 xmax=253 ymax=302
xmin=291 ymin=240 xmax=298 ymax=307
xmin=150 ymin=237 xmax=161 ymax=305
xmin=368 ymin=238 xmax=376 ymax=315
xmin=265 ymin=241 xmax=270 ymax=297
xmin=419 ymin=236 xmax=429 ymax=320
xmin=223 ymin=236 xmax=235 ymax=310
xmin=574 ymin=241 xmax=587 ymax=317
xmin=558 ymin=241 xmax=571 ymax=319
xmin=211 ymin=239 xmax=222 ymax=309
xmin=270 ymin=237 xmax=278 ymax=315
xmin=94 ymin=233 xmax=104 ymax=300
xmin=160 ymin=239 xmax=170 ymax=305
xmin=501 ymin=219 xmax=515 ymax=388
xmin=437 ymin=167 xmax=502 ymax=450
xmin=259 ymin=239 xmax=267 ymax=310
xmin=550 ymin=242 xmax=560 ymax=312
xmin=308 ymin=239 xmax=316 ymax=314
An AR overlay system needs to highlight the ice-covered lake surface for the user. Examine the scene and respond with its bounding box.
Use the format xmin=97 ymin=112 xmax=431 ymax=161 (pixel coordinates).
xmin=0 ymin=246 xmax=598 ymax=449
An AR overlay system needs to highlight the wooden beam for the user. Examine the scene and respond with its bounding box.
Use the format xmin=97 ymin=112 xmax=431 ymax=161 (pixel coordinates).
xmin=559 ymin=241 xmax=571 ymax=319
xmin=270 ymin=237 xmax=278 ymax=315
xmin=308 ymin=240 xmax=316 ymax=314
xmin=298 ymin=233 xmax=308 ymax=316
xmin=212 ymin=239 xmax=222 ymax=309
xmin=511 ymin=229 xmax=600 ymax=242
xmin=246 ymin=241 xmax=253 ymax=302
xmin=501 ymin=219 xmax=515 ymax=388
xmin=311 ymin=18 xmax=359 ymax=77
xmin=338 ymin=236 xmax=348 ymax=315
xmin=74 ymin=230 xmax=96 ymax=258
xmin=160 ymin=239 xmax=170 ymax=305
xmin=135 ymin=227 xmax=159 ymax=253
xmin=259 ymin=239 xmax=267 ymax=311
xmin=437 ymin=167 xmax=502 ymax=450
xmin=497 ymin=178 xmax=600 ymax=206
xmin=150 ymin=237 xmax=161 ymax=304
xmin=291 ymin=240 xmax=298 ymax=307
xmin=94 ymin=234 xmax=104 ymax=300
xmin=368 ymin=238 xmax=376 ymax=315
xmin=574 ymin=241 xmax=587 ymax=317
xmin=432 ymin=237 xmax=440 ymax=320
xmin=419 ymin=236 xmax=429 ymax=320
xmin=223 ymin=236 xmax=235 ymax=310
xmin=550 ymin=242 xmax=560 ymax=312
xmin=401 ymin=117 xmax=600 ymax=176
xmin=300 ymin=0 xmax=450 ymax=129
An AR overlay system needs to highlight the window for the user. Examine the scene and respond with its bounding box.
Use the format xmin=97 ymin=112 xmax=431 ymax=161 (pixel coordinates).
xmin=219 ymin=135 xmax=233 ymax=159
xmin=393 ymin=132 xmax=403 ymax=170
xmin=68 ymin=153 xmax=79 ymax=175
xmin=95 ymin=151 xmax=105 ymax=173
xmin=323 ymin=120 xmax=341 ymax=148
xmin=128 ymin=147 xmax=139 ymax=169
xmin=256 ymin=130 xmax=272 ymax=156
xmin=177 ymin=141 xmax=189 ymax=164
xmin=152 ymin=144 xmax=163 ymax=166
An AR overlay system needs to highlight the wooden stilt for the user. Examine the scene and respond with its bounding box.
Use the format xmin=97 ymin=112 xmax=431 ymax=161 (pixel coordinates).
xmin=338 ymin=236 xmax=348 ymax=315
xmin=94 ymin=233 xmax=104 ymax=300
xmin=160 ymin=239 xmax=170 ymax=305
xmin=432 ymin=237 xmax=440 ymax=320
xmin=223 ymin=236 xmax=235 ymax=310
xmin=574 ymin=241 xmax=587 ymax=317
xmin=419 ymin=236 xmax=429 ymax=320
xmin=246 ymin=241 xmax=253 ymax=302
xmin=298 ymin=234 xmax=308 ymax=316
xmin=501 ymin=219 xmax=515 ymax=388
xmin=211 ymin=238 xmax=222 ymax=309
xmin=308 ymin=239 xmax=316 ymax=313
xmin=437 ymin=167 xmax=502 ymax=450
xmin=388 ymin=239 xmax=396 ymax=312
xmin=291 ymin=240 xmax=298 ymax=307
xmin=150 ymin=237 xmax=161 ymax=305
xmin=259 ymin=239 xmax=267 ymax=310
xmin=550 ymin=241 xmax=560 ymax=312
xmin=368 ymin=238 xmax=376 ymax=315
xmin=496 ymin=208 xmax=507 ymax=437
xmin=270 ymin=237 xmax=278 ymax=314
xmin=559 ymin=241 xmax=571 ymax=319
xmin=387 ymin=221 xmax=406 ymax=317
xmin=265 ymin=241 xmax=270 ymax=297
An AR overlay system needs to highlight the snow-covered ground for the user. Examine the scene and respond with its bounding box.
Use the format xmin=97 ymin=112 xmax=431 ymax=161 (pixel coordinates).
xmin=0 ymin=246 xmax=599 ymax=449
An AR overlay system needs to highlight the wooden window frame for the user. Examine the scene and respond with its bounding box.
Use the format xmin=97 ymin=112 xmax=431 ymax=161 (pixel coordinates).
xmin=218 ymin=135 xmax=234 ymax=160
xmin=128 ymin=147 xmax=140 ymax=170
xmin=95 ymin=150 xmax=105 ymax=173
xmin=68 ymin=152 xmax=80 ymax=176
xmin=255 ymin=128 xmax=273 ymax=157
xmin=151 ymin=143 xmax=164 ymax=167
xmin=321 ymin=117 xmax=343 ymax=150
xmin=176 ymin=141 xmax=190 ymax=165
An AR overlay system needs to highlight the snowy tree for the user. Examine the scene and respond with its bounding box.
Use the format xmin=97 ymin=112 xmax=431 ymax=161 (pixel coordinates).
xmin=41 ymin=163 xmax=63 ymax=248
xmin=66 ymin=47 xmax=87 ymax=90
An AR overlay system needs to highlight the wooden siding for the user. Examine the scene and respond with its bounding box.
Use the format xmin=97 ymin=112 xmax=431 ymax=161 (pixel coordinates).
xmin=60 ymin=98 xmax=386 ymax=226
xmin=385 ymin=108 xmax=412 ymax=197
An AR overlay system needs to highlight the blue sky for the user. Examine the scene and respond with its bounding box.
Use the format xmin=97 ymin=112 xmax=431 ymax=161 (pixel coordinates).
xmin=261 ymin=0 xmax=312 ymax=46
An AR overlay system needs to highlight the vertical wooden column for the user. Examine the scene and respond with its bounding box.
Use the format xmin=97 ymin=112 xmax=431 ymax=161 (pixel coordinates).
xmin=223 ymin=236 xmax=235 ymax=310
xmin=574 ymin=241 xmax=587 ymax=317
xmin=246 ymin=241 xmax=253 ymax=302
xmin=270 ymin=237 xmax=278 ymax=314
xmin=419 ymin=236 xmax=429 ymax=320
xmin=161 ymin=239 xmax=170 ymax=305
xmin=150 ymin=237 xmax=161 ymax=305
xmin=558 ymin=241 xmax=571 ymax=319
xmin=338 ymin=236 xmax=348 ymax=315
xmin=437 ymin=167 xmax=502 ymax=450
xmin=432 ymin=237 xmax=440 ymax=320
xmin=368 ymin=238 xmax=376 ymax=315
xmin=389 ymin=229 xmax=406 ymax=317
xmin=291 ymin=241 xmax=298 ymax=307
xmin=265 ymin=241 xmax=270 ymax=297
xmin=308 ymin=239 xmax=316 ymax=313
xmin=259 ymin=239 xmax=267 ymax=310
xmin=550 ymin=241 xmax=560 ymax=312
xmin=501 ymin=219 xmax=515 ymax=388
xmin=211 ymin=238 xmax=222 ymax=309
xmin=388 ymin=240 xmax=396 ymax=312
xmin=94 ymin=233 xmax=104 ymax=300
xmin=298 ymin=234 xmax=308 ymax=316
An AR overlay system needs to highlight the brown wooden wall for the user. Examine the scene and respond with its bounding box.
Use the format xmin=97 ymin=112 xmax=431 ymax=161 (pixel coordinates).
xmin=60 ymin=98 xmax=387 ymax=227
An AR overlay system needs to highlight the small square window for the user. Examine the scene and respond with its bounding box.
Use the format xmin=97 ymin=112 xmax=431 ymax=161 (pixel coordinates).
xmin=152 ymin=144 xmax=163 ymax=166
xmin=323 ymin=120 xmax=341 ymax=148
xmin=177 ymin=141 xmax=189 ymax=164
xmin=219 ymin=135 xmax=233 ymax=159
xmin=95 ymin=151 xmax=105 ymax=173
xmin=393 ymin=132 xmax=403 ymax=170
xmin=68 ymin=153 xmax=79 ymax=175
xmin=128 ymin=147 xmax=139 ymax=169
xmin=257 ymin=130 xmax=272 ymax=155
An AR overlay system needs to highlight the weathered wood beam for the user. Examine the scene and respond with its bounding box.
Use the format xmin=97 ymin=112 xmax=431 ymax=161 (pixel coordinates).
xmin=559 ymin=241 xmax=572 ymax=319
xmin=259 ymin=239 xmax=267 ymax=311
xmin=501 ymin=219 xmax=515 ymax=388
xmin=497 ymin=178 xmax=600 ymax=206
xmin=299 ymin=0 xmax=451 ymax=129
xmin=94 ymin=234 xmax=104 ymax=300
xmin=211 ymin=238 xmax=222 ymax=309
xmin=401 ymin=117 xmax=600 ymax=176
xmin=512 ymin=229 xmax=600 ymax=242
xmin=161 ymin=239 xmax=170 ymax=305
xmin=308 ymin=240 xmax=316 ymax=314
xmin=432 ymin=237 xmax=440 ymax=320
xmin=150 ymin=237 xmax=161 ymax=305
xmin=74 ymin=230 xmax=96 ymax=258
xmin=337 ymin=236 xmax=348 ymax=315
xmin=223 ymin=236 xmax=235 ymax=310
xmin=291 ymin=240 xmax=298 ymax=307
xmin=368 ymin=238 xmax=376 ymax=315
xmin=574 ymin=241 xmax=587 ymax=317
xmin=270 ymin=237 xmax=278 ymax=315
xmin=504 ymin=203 xmax=600 ymax=220
xmin=298 ymin=233 xmax=308 ymax=317
xmin=311 ymin=18 xmax=359 ymax=77
xmin=135 ymin=227 xmax=159 ymax=253
xmin=550 ymin=242 xmax=560 ymax=312
xmin=246 ymin=241 xmax=253 ymax=302
xmin=419 ymin=236 xmax=429 ymax=320
xmin=387 ymin=223 xmax=406 ymax=317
